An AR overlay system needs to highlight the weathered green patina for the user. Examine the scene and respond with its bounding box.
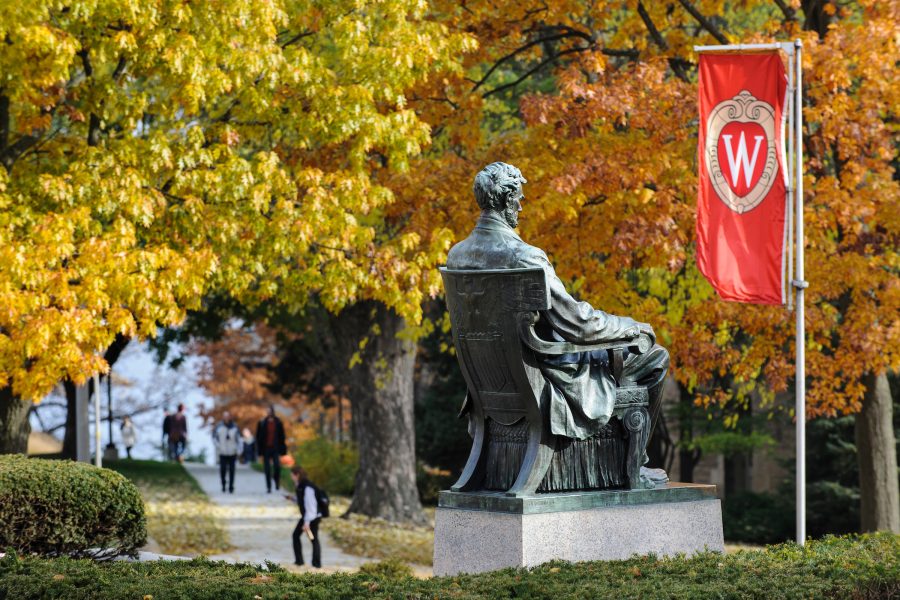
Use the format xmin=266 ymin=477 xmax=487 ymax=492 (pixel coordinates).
xmin=438 ymin=483 xmax=717 ymax=514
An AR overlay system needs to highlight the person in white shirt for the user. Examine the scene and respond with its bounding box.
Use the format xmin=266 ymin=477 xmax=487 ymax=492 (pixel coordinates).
xmin=289 ymin=466 xmax=322 ymax=568
xmin=120 ymin=416 xmax=137 ymax=459
xmin=213 ymin=411 xmax=241 ymax=493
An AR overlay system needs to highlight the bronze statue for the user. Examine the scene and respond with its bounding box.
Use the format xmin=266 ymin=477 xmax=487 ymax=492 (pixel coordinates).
xmin=442 ymin=162 xmax=670 ymax=495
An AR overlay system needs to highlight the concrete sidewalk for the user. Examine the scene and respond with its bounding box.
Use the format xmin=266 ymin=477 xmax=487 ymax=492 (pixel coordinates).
xmin=183 ymin=461 xmax=368 ymax=573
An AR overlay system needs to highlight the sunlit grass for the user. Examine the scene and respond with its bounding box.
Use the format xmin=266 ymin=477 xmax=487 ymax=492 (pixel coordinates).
xmin=107 ymin=459 xmax=230 ymax=556
xmin=322 ymin=496 xmax=435 ymax=566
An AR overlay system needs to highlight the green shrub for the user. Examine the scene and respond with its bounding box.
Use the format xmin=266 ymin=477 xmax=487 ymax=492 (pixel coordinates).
xmin=1 ymin=533 xmax=899 ymax=598
xmin=293 ymin=437 xmax=358 ymax=495
xmin=0 ymin=455 xmax=146 ymax=558
xmin=358 ymin=558 xmax=414 ymax=579
xmin=723 ymin=491 xmax=794 ymax=544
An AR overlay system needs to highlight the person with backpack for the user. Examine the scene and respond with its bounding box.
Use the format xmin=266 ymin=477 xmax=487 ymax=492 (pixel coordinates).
xmin=288 ymin=466 xmax=328 ymax=568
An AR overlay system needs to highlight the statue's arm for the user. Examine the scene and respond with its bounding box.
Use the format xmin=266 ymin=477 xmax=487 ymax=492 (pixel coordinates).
xmin=525 ymin=251 xmax=646 ymax=344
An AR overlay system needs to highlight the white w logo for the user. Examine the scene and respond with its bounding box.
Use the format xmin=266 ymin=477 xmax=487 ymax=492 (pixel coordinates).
xmin=722 ymin=132 xmax=764 ymax=188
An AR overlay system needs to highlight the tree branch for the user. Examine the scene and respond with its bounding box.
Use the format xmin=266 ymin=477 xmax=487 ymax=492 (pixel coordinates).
xmin=637 ymin=1 xmax=690 ymax=82
xmin=79 ymin=48 xmax=101 ymax=147
xmin=483 ymin=46 xmax=589 ymax=98
xmin=471 ymin=32 xmax=579 ymax=92
xmin=677 ymin=0 xmax=729 ymax=44
xmin=0 ymin=93 xmax=8 ymax=160
xmin=773 ymin=0 xmax=797 ymax=21
xmin=280 ymin=30 xmax=315 ymax=49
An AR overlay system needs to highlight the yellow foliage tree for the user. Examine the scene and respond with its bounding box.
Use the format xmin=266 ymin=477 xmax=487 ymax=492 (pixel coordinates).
xmin=0 ymin=0 xmax=471 ymax=502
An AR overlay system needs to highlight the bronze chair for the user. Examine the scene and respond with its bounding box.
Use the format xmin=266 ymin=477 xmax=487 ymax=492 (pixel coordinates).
xmin=441 ymin=267 xmax=653 ymax=497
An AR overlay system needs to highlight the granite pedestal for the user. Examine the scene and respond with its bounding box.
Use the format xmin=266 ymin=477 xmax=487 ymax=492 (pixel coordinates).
xmin=433 ymin=483 xmax=724 ymax=576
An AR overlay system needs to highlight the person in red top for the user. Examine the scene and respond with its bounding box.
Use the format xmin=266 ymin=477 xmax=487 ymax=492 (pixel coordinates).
xmin=256 ymin=405 xmax=286 ymax=493
xmin=168 ymin=404 xmax=188 ymax=463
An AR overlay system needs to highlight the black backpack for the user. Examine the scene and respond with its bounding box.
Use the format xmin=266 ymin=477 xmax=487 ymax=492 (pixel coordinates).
xmin=301 ymin=482 xmax=330 ymax=518
xmin=314 ymin=486 xmax=330 ymax=518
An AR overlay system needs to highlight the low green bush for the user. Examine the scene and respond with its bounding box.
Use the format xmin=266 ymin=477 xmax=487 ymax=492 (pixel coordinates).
xmin=1 ymin=533 xmax=898 ymax=599
xmin=0 ymin=455 xmax=146 ymax=558
xmin=293 ymin=437 xmax=358 ymax=496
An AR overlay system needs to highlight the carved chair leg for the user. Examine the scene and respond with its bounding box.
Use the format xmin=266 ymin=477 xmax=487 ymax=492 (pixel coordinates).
xmin=623 ymin=406 xmax=650 ymax=490
xmin=451 ymin=416 xmax=487 ymax=492
xmin=505 ymin=419 xmax=554 ymax=497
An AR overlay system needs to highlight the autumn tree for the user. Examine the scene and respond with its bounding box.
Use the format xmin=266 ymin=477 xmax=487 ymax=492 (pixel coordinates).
xmin=0 ymin=0 xmax=473 ymax=525
xmin=393 ymin=0 xmax=898 ymax=530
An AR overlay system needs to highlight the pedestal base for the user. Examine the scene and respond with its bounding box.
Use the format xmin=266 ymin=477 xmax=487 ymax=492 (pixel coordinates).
xmin=433 ymin=483 xmax=724 ymax=576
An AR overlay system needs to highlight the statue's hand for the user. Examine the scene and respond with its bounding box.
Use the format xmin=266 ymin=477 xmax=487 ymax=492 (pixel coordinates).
xmin=638 ymin=322 xmax=656 ymax=346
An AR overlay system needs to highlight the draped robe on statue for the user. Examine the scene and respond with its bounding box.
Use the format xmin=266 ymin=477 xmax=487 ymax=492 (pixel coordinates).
xmin=446 ymin=212 xmax=669 ymax=440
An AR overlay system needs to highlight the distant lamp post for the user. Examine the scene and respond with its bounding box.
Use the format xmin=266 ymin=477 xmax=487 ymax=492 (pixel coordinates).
xmin=103 ymin=373 xmax=119 ymax=462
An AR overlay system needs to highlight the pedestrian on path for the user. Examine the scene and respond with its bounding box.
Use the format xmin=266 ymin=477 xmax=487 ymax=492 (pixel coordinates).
xmin=169 ymin=403 xmax=188 ymax=462
xmin=214 ymin=411 xmax=241 ymax=493
xmin=241 ymin=427 xmax=256 ymax=464
xmin=256 ymin=405 xmax=286 ymax=493
xmin=120 ymin=416 xmax=137 ymax=459
xmin=161 ymin=408 xmax=172 ymax=460
xmin=289 ymin=466 xmax=323 ymax=568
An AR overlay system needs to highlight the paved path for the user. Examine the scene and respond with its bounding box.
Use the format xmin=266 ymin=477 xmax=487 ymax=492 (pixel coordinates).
xmin=183 ymin=462 xmax=368 ymax=573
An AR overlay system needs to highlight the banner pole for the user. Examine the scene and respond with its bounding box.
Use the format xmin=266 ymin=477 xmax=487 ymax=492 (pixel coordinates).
xmin=793 ymin=39 xmax=806 ymax=546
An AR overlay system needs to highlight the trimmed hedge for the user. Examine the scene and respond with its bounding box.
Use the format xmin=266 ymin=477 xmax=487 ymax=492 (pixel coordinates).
xmin=1 ymin=533 xmax=898 ymax=599
xmin=0 ymin=455 xmax=146 ymax=558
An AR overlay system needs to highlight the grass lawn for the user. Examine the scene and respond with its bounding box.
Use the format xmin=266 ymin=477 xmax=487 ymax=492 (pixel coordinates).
xmin=106 ymin=459 xmax=230 ymax=556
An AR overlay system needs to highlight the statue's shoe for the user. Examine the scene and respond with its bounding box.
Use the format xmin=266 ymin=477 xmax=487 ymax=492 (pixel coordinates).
xmin=639 ymin=466 xmax=669 ymax=488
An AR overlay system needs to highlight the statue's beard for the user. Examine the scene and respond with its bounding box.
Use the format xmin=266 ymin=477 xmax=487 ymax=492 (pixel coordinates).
xmin=503 ymin=206 xmax=519 ymax=228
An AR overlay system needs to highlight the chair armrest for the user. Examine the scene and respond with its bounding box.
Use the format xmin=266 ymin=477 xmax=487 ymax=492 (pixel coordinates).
xmin=517 ymin=312 xmax=653 ymax=356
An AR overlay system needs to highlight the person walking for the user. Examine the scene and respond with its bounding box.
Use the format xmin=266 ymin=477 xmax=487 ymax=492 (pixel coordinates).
xmin=169 ymin=404 xmax=188 ymax=463
xmin=289 ymin=466 xmax=322 ymax=568
xmin=161 ymin=409 xmax=172 ymax=460
xmin=256 ymin=405 xmax=286 ymax=493
xmin=214 ymin=411 xmax=241 ymax=493
xmin=241 ymin=427 xmax=256 ymax=464
xmin=120 ymin=416 xmax=137 ymax=459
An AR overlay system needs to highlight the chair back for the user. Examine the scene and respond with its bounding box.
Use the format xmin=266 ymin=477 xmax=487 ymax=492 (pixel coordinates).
xmin=440 ymin=267 xmax=549 ymax=426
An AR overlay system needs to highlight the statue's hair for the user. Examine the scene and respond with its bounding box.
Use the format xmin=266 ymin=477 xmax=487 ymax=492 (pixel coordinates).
xmin=473 ymin=162 xmax=526 ymax=211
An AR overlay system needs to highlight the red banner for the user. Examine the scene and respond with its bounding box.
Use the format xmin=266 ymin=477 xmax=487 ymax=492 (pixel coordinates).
xmin=696 ymin=52 xmax=788 ymax=305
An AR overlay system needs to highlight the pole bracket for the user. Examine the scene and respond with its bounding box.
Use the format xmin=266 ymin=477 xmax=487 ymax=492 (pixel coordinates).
xmin=791 ymin=279 xmax=809 ymax=289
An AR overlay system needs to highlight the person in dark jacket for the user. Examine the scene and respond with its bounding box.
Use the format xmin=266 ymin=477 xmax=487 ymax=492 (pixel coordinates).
xmin=289 ymin=466 xmax=322 ymax=568
xmin=161 ymin=409 xmax=172 ymax=460
xmin=168 ymin=403 xmax=188 ymax=463
xmin=256 ymin=405 xmax=286 ymax=493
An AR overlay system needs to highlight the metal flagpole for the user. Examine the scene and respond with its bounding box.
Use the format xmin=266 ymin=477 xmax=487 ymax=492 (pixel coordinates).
xmin=792 ymin=39 xmax=807 ymax=546
xmin=694 ymin=40 xmax=806 ymax=544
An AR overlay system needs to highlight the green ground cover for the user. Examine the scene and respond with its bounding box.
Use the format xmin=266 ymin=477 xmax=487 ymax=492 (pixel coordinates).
xmin=106 ymin=460 xmax=229 ymax=556
xmin=2 ymin=533 xmax=898 ymax=599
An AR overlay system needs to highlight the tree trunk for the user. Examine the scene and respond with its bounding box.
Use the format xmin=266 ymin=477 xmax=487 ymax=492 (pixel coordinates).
xmin=0 ymin=387 xmax=32 ymax=454
xmin=676 ymin=382 xmax=701 ymax=483
xmin=61 ymin=335 xmax=130 ymax=459
xmin=856 ymin=372 xmax=900 ymax=532
xmin=331 ymin=302 xmax=425 ymax=524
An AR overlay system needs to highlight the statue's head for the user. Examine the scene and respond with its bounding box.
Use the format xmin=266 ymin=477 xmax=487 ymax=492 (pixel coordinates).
xmin=473 ymin=162 xmax=527 ymax=228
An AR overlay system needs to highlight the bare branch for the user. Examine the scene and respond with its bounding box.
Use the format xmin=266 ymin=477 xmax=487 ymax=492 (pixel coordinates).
xmin=483 ymin=46 xmax=588 ymax=98
xmin=471 ymin=32 xmax=578 ymax=92
xmin=637 ymin=2 xmax=690 ymax=82
xmin=677 ymin=0 xmax=729 ymax=44
xmin=773 ymin=0 xmax=798 ymax=21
